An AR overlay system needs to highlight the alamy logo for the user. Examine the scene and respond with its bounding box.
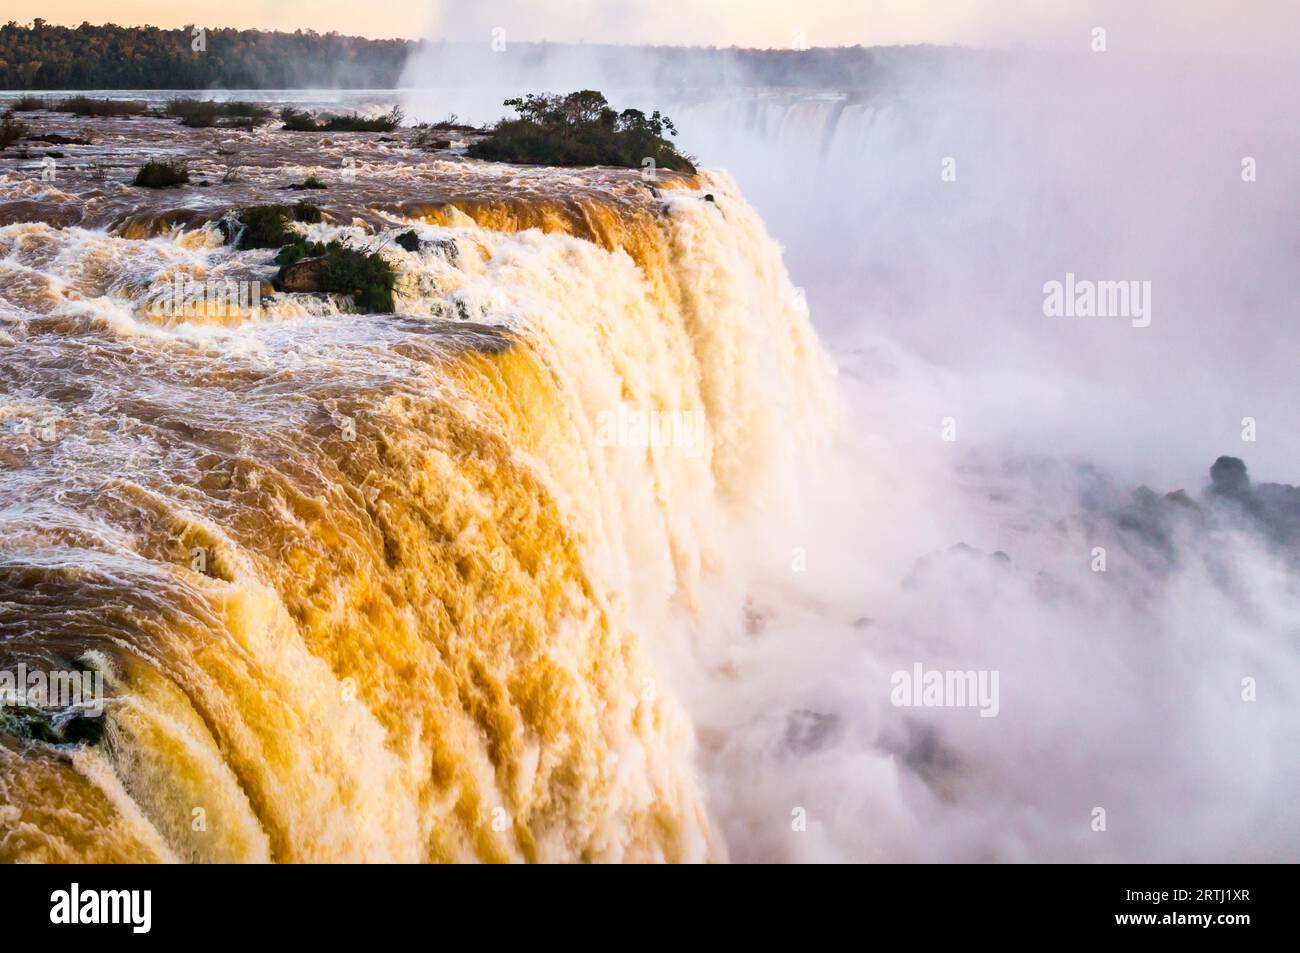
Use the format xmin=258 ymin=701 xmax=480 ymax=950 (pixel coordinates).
xmin=0 ymin=663 xmax=104 ymax=716
xmin=50 ymin=883 xmax=151 ymax=933
xmin=594 ymin=407 xmax=706 ymax=457
xmin=148 ymin=276 xmax=262 ymax=318
xmin=1043 ymin=272 xmax=1152 ymax=327
xmin=890 ymin=663 xmax=1000 ymax=718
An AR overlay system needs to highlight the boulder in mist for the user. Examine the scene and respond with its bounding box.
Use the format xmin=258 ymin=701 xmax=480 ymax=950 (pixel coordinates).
xmin=1208 ymin=456 xmax=1251 ymax=498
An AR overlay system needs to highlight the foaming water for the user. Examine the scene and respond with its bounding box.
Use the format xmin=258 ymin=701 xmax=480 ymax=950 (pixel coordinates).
xmin=0 ymin=143 xmax=832 ymax=860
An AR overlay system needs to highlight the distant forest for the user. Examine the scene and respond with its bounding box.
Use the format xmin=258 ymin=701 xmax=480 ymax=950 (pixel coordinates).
xmin=0 ymin=21 xmax=979 ymax=92
xmin=0 ymin=21 xmax=414 ymax=89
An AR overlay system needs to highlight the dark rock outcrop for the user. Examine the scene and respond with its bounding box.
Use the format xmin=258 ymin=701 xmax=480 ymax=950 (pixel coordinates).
xmin=1209 ymin=455 xmax=1250 ymax=498
xmin=275 ymin=257 xmax=329 ymax=293
xmin=0 ymin=704 xmax=104 ymax=746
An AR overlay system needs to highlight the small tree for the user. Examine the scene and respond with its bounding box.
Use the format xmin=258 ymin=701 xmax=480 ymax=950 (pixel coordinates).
xmin=132 ymin=159 xmax=190 ymax=187
xmin=217 ymin=142 xmax=243 ymax=183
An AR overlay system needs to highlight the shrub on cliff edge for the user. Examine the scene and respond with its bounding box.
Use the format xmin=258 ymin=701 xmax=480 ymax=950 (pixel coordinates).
xmin=229 ymin=202 xmax=322 ymax=248
xmin=467 ymin=90 xmax=695 ymax=173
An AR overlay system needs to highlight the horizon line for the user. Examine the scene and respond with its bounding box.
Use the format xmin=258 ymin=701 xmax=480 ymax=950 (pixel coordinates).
xmin=7 ymin=19 xmax=978 ymax=52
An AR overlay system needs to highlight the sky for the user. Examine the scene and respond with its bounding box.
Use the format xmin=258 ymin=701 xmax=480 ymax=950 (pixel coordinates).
xmin=10 ymin=0 xmax=1298 ymax=53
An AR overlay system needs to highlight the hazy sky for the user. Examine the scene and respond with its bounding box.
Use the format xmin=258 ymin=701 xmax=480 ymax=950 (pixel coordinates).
xmin=11 ymin=1 xmax=1296 ymax=52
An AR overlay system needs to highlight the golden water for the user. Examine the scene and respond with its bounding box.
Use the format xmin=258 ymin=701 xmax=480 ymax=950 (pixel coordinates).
xmin=0 ymin=134 xmax=834 ymax=862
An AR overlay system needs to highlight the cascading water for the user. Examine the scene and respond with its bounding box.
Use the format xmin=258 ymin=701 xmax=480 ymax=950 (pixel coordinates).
xmin=0 ymin=162 xmax=834 ymax=862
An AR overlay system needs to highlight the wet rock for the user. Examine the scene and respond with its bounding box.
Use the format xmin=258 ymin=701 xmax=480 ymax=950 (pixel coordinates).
xmin=275 ymin=257 xmax=329 ymax=293
xmin=27 ymin=133 xmax=92 ymax=146
xmin=1255 ymin=481 xmax=1300 ymax=540
xmin=404 ymin=236 xmax=459 ymax=263
xmin=1115 ymin=487 xmax=1185 ymax=564
xmin=1199 ymin=457 xmax=1299 ymax=549
xmin=1209 ymin=456 xmax=1250 ymax=498
xmin=0 ymin=705 xmax=104 ymax=746
xmin=1116 ymin=456 xmax=1300 ymax=564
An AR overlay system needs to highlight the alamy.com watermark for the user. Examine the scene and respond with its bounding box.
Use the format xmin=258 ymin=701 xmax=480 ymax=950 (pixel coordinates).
xmin=50 ymin=883 xmax=150 ymax=933
xmin=0 ymin=662 xmax=105 ymax=716
xmin=594 ymin=407 xmax=706 ymax=457
xmin=1043 ymin=272 xmax=1152 ymax=328
xmin=146 ymin=275 xmax=262 ymax=318
xmin=890 ymin=663 xmax=1000 ymax=718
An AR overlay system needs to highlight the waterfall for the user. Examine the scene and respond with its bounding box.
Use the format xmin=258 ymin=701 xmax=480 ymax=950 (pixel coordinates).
xmin=0 ymin=171 xmax=834 ymax=862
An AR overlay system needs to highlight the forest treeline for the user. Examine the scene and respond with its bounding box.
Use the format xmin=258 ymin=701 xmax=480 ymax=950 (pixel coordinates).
xmin=1 ymin=20 xmax=979 ymax=92
xmin=0 ymin=21 xmax=414 ymax=89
